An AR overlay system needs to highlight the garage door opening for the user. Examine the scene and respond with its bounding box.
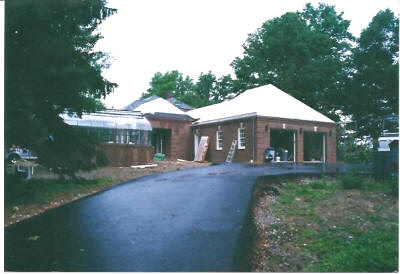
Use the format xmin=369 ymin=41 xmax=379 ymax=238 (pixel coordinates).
xmin=152 ymin=128 xmax=171 ymax=157
xmin=270 ymin=129 xmax=296 ymax=162
xmin=304 ymin=132 xmax=325 ymax=162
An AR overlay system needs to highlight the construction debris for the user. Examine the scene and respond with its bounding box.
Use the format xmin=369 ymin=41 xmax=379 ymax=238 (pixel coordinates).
xmin=130 ymin=164 xmax=158 ymax=169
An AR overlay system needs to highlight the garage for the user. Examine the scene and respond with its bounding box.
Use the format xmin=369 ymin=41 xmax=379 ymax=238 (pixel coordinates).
xmin=304 ymin=132 xmax=326 ymax=162
xmin=270 ymin=129 xmax=296 ymax=162
xmin=188 ymin=85 xmax=337 ymax=163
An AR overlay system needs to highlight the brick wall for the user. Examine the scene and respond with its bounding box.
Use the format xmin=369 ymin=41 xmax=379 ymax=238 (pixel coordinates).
xmin=192 ymin=117 xmax=256 ymax=162
xmin=98 ymin=144 xmax=154 ymax=167
xmin=146 ymin=116 xmax=193 ymax=160
xmin=191 ymin=116 xmax=336 ymax=163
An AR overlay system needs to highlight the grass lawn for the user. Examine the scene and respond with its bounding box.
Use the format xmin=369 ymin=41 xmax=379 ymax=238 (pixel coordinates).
xmin=251 ymin=174 xmax=398 ymax=272
xmin=5 ymin=176 xmax=113 ymax=206
xmin=5 ymin=175 xmax=114 ymax=226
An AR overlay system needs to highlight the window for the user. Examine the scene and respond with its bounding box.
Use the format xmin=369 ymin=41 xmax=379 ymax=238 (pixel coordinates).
xmin=129 ymin=130 xmax=138 ymax=144
xmin=75 ymin=126 xmax=152 ymax=146
xmin=120 ymin=129 xmax=129 ymax=144
xmin=139 ymin=130 xmax=147 ymax=145
xmin=115 ymin=129 xmax=125 ymax=144
xmin=103 ymin=128 xmax=114 ymax=143
xmin=238 ymin=127 xmax=246 ymax=149
xmin=216 ymin=130 xmax=223 ymax=150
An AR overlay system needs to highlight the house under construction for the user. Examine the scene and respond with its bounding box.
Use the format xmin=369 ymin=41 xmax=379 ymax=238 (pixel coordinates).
xmin=62 ymin=85 xmax=336 ymax=166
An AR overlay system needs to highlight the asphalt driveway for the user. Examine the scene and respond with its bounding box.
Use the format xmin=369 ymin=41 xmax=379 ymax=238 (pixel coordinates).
xmin=5 ymin=163 xmax=364 ymax=271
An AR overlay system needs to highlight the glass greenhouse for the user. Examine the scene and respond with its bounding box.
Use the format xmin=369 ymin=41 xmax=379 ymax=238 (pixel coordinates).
xmin=60 ymin=110 xmax=152 ymax=145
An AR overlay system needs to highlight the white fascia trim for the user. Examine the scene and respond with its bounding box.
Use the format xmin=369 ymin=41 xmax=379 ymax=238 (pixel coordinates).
xmin=192 ymin=112 xmax=336 ymax=126
xmin=256 ymin=114 xmax=336 ymax=125
xmin=192 ymin=112 xmax=258 ymax=126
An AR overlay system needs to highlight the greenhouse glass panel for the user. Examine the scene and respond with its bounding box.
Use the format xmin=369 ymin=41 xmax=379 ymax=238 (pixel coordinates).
xmin=146 ymin=131 xmax=152 ymax=145
xmin=129 ymin=130 xmax=139 ymax=145
xmin=141 ymin=131 xmax=146 ymax=145
xmin=60 ymin=110 xmax=152 ymax=146
xmin=103 ymin=128 xmax=115 ymax=144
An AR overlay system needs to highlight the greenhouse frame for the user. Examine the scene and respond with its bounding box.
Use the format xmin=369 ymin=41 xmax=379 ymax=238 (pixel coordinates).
xmin=61 ymin=110 xmax=154 ymax=166
xmin=61 ymin=110 xmax=152 ymax=146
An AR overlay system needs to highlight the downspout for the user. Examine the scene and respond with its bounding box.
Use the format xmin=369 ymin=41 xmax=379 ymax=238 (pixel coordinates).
xmin=252 ymin=117 xmax=255 ymax=162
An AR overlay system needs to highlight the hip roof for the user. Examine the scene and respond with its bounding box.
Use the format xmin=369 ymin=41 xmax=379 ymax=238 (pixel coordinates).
xmin=188 ymin=84 xmax=335 ymax=125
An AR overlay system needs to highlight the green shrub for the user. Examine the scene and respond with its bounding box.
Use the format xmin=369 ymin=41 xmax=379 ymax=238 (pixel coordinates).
xmin=95 ymin=150 xmax=109 ymax=167
xmin=337 ymin=137 xmax=373 ymax=164
xmin=342 ymin=173 xmax=363 ymax=189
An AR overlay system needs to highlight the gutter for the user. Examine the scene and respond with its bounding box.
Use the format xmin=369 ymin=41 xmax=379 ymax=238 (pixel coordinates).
xmin=191 ymin=113 xmax=335 ymax=127
xmin=191 ymin=112 xmax=258 ymax=126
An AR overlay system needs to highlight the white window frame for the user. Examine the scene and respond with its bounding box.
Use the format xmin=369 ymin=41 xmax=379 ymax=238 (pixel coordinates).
xmin=238 ymin=127 xmax=246 ymax=149
xmin=216 ymin=131 xmax=223 ymax=150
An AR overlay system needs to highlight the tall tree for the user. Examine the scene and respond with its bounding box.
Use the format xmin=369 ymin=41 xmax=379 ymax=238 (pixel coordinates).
xmin=231 ymin=3 xmax=354 ymax=120
xmin=143 ymin=71 xmax=183 ymax=99
xmin=5 ymin=0 xmax=117 ymax=174
xmin=143 ymin=70 xmax=237 ymax=108
xmin=215 ymin=74 xmax=236 ymax=102
xmin=195 ymin=71 xmax=217 ymax=104
xmin=344 ymin=9 xmax=399 ymax=141
xmin=141 ymin=70 xmax=205 ymax=106
xmin=175 ymin=75 xmax=195 ymax=99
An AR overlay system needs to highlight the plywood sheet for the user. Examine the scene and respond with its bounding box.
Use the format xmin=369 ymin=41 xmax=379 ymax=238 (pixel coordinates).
xmin=194 ymin=136 xmax=209 ymax=162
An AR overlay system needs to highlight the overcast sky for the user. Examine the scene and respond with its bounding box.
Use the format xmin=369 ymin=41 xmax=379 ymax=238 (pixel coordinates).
xmin=94 ymin=0 xmax=400 ymax=109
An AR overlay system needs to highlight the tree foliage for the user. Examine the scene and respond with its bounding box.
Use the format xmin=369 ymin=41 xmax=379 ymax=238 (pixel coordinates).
xmin=337 ymin=135 xmax=374 ymax=164
xmin=231 ymin=3 xmax=353 ymax=120
xmin=143 ymin=4 xmax=398 ymax=147
xmin=344 ymin=9 xmax=399 ymax=140
xmin=5 ymin=0 xmax=117 ymax=174
xmin=144 ymin=71 xmax=182 ymax=99
xmin=142 ymin=70 xmax=235 ymax=108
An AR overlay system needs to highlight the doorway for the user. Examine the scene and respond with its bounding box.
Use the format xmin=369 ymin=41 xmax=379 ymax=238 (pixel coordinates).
xmin=304 ymin=132 xmax=326 ymax=162
xmin=270 ymin=129 xmax=296 ymax=162
xmin=194 ymin=132 xmax=201 ymax=156
xmin=152 ymin=129 xmax=171 ymax=156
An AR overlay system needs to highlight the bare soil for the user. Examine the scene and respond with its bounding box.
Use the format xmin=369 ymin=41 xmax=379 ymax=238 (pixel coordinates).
xmin=5 ymin=160 xmax=210 ymax=227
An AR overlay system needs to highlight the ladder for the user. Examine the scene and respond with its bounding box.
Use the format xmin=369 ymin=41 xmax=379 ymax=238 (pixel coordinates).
xmin=226 ymin=140 xmax=237 ymax=163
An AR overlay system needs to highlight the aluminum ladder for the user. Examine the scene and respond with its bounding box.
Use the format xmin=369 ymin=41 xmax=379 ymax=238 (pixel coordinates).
xmin=226 ymin=140 xmax=237 ymax=163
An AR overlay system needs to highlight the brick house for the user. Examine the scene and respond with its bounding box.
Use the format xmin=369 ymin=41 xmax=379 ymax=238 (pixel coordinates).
xmin=187 ymin=85 xmax=336 ymax=163
xmin=124 ymin=96 xmax=194 ymax=160
xmin=82 ymin=84 xmax=336 ymax=165
xmin=63 ymin=85 xmax=337 ymax=166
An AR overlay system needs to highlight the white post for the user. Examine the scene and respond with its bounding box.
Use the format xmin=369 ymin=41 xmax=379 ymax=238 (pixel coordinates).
xmin=194 ymin=134 xmax=198 ymax=157
xmin=293 ymin=131 xmax=296 ymax=162
xmin=160 ymin=135 xmax=163 ymax=154
xmin=322 ymin=134 xmax=326 ymax=163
